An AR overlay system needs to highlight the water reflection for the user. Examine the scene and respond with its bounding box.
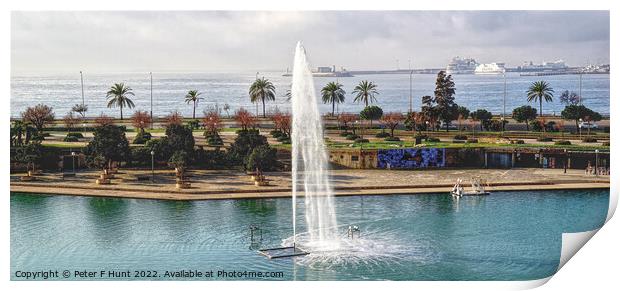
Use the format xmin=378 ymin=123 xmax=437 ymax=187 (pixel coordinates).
xmin=85 ymin=197 xmax=129 ymax=245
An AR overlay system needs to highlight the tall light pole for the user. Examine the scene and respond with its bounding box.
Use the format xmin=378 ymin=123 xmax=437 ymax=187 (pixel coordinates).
xmin=150 ymin=72 xmax=153 ymax=129
xmin=71 ymin=151 xmax=76 ymax=175
xmin=79 ymin=71 xmax=85 ymax=108
xmin=595 ymin=149 xmax=599 ymax=176
xmin=502 ymin=72 xmax=507 ymax=131
xmin=579 ymin=72 xmax=583 ymax=105
xmin=151 ymin=150 xmax=155 ymax=183
xmin=409 ymin=70 xmax=413 ymax=113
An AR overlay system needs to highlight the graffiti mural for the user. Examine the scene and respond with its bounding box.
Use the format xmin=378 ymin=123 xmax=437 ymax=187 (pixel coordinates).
xmin=377 ymin=148 xmax=446 ymax=169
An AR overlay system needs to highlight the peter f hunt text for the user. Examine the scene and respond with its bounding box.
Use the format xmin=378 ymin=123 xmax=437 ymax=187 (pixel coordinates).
xmin=14 ymin=269 xmax=285 ymax=279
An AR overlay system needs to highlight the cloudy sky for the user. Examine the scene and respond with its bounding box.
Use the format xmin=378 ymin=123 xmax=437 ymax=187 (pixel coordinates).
xmin=11 ymin=11 xmax=610 ymax=74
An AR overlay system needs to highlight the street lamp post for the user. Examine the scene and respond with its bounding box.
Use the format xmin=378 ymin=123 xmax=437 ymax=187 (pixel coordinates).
xmin=502 ymin=72 xmax=506 ymax=132
xmin=150 ymin=72 xmax=153 ymax=130
xmin=80 ymin=71 xmax=85 ymax=108
xmin=563 ymin=149 xmax=568 ymax=174
xmin=578 ymin=118 xmax=583 ymax=139
xmin=71 ymin=151 xmax=76 ymax=175
xmin=409 ymin=70 xmax=413 ymax=113
xmin=595 ymin=149 xmax=599 ymax=176
xmin=151 ymin=151 xmax=155 ymax=183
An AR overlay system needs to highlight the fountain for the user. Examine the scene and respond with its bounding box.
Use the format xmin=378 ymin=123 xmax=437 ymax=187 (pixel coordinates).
xmin=261 ymin=42 xmax=414 ymax=263
xmin=290 ymin=42 xmax=339 ymax=250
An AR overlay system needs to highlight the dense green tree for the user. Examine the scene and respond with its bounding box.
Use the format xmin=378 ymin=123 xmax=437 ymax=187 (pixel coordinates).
xmin=106 ymin=83 xmax=135 ymax=120
xmin=84 ymin=125 xmax=130 ymax=169
xmin=13 ymin=142 xmax=43 ymax=172
xmin=470 ymin=109 xmax=493 ymax=131
xmin=456 ymin=106 xmax=470 ymax=131
xmin=249 ymin=77 xmax=276 ymax=118
xmin=526 ymin=81 xmax=554 ymax=116
xmin=352 ymin=80 xmax=378 ymax=107
xmin=185 ymin=90 xmax=203 ymax=119
xmin=561 ymin=105 xmax=602 ymax=128
xmin=229 ymin=130 xmax=268 ymax=165
xmin=321 ymin=82 xmax=346 ymax=116
xmin=359 ymin=105 xmax=384 ymax=128
xmin=512 ymin=105 xmax=538 ymax=131
xmin=434 ymin=71 xmax=459 ymax=131
xmin=246 ymin=145 xmax=278 ymax=172
xmin=165 ymin=124 xmax=195 ymax=154
xmin=420 ymin=95 xmax=437 ymax=130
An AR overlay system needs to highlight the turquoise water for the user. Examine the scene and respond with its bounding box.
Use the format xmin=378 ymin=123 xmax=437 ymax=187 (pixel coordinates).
xmin=11 ymin=190 xmax=608 ymax=281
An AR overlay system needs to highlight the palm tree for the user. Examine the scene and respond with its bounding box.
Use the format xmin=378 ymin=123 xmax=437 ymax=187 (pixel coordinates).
xmin=321 ymin=82 xmax=346 ymax=116
xmin=249 ymin=77 xmax=276 ymax=118
xmin=106 ymin=83 xmax=135 ymax=120
xmin=352 ymin=80 xmax=378 ymax=107
xmin=185 ymin=90 xmax=203 ymax=119
xmin=527 ymin=81 xmax=554 ymax=117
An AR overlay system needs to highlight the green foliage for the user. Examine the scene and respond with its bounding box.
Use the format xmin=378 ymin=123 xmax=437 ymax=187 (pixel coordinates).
xmin=427 ymin=137 xmax=441 ymax=142
xmin=187 ymin=119 xmax=201 ymax=130
xmin=168 ymin=150 xmax=190 ymax=170
xmin=106 ymin=83 xmax=135 ymax=120
xmin=555 ymin=140 xmax=572 ymax=145
xmin=165 ymin=124 xmax=195 ymax=153
xmin=84 ymin=125 xmax=130 ymax=168
xmin=249 ymin=77 xmax=276 ymax=117
xmin=66 ymin=132 xmax=84 ymax=138
xmin=206 ymin=133 xmax=224 ymax=146
xmin=132 ymin=131 xmax=152 ymax=144
xmin=561 ymin=104 xmax=603 ymax=128
xmin=130 ymin=146 xmax=153 ymax=166
xmin=12 ymin=142 xmax=43 ymax=169
xmin=466 ymin=138 xmax=478 ymax=143
xmin=146 ymin=138 xmax=172 ymax=162
xmin=359 ymin=105 xmax=383 ymax=121
xmin=526 ymin=81 xmax=554 ymax=115
xmin=453 ymin=135 xmax=468 ymax=140
xmin=434 ymin=71 xmax=459 ymax=131
xmin=246 ymin=145 xmax=278 ymax=171
xmin=354 ymin=138 xmax=370 ymax=143
xmin=537 ymin=137 xmax=553 ymax=142
xmin=470 ymin=109 xmax=493 ymax=131
xmin=602 ymin=141 xmax=610 ymax=146
xmin=375 ymin=131 xmax=390 ymax=138
xmin=511 ymin=139 xmax=525 ymax=144
xmin=345 ymin=134 xmax=359 ymax=140
xmin=63 ymin=135 xmax=79 ymax=142
xmin=384 ymin=136 xmax=400 ymax=141
xmin=512 ymin=105 xmax=538 ymax=130
xmin=229 ymin=130 xmax=268 ymax=164
xmin=321 ymin=82 xmax=346 ymax=115
xmin=352 ymin=80 xmax=378 ymax=107
xmin=582 ymin=137 xmax=598 ymax=143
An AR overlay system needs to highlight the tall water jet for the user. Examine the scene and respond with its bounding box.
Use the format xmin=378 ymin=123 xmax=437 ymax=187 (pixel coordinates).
xmin=290 ymin=42 xmax=339 ymax=248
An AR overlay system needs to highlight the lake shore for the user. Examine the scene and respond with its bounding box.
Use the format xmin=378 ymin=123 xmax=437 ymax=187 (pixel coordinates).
xmin=10 ymin=168 xmax=609 ymax=200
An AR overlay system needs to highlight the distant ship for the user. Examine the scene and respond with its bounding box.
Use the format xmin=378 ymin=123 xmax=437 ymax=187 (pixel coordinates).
xmin=446 ymin=56 xmax=478 ymax=75
xmin=283 ymin=65 xmax=353 ymax=77
xmin=474 ymin=62 xmax=506 ymax=75
xmin=518 ymin=60 xmax=567 ymax=72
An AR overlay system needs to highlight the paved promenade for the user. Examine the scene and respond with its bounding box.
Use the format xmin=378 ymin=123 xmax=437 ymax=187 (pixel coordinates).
xmin=10 ymin=168 xmax=609 ymax=200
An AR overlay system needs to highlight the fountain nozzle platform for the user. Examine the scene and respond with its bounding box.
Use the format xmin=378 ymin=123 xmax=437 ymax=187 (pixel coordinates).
xmin=258 ymin=245 xmax=309 ymax=259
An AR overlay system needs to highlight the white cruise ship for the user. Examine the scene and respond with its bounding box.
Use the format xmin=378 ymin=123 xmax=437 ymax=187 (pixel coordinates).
xmin=446 ymin=57 xmax=478 ymax=74
xmin=474 ymin=62 xmax=506 ymax=75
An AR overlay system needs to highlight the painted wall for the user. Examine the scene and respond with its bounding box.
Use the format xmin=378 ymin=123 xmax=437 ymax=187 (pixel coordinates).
xmin=377 ymin=148 xmax=446 ymax=169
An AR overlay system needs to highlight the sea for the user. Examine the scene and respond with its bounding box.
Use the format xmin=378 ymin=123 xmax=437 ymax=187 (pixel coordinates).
xmin=10 ymin=72 xmax=610 ymax=118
